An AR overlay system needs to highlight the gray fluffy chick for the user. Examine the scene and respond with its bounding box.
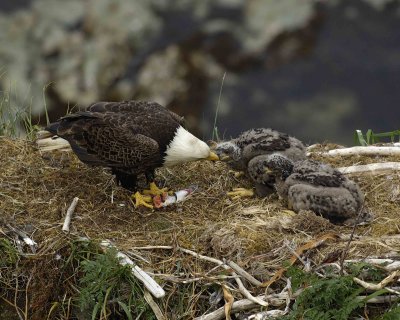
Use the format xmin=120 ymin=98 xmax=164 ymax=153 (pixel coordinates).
xmin=215 ymin=128 xmax=306 ymax=196
xmin=254 ymin=155 xmax=369 ymax=224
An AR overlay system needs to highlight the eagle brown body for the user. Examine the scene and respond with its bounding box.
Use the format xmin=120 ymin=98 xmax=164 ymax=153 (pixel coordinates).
xmin=46 ymin=101 xmax=211 ymax=191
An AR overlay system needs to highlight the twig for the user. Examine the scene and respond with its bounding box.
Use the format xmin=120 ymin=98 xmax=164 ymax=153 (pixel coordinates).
xmin=244 ymin=310 xmax=288 ymax=320
xmin=177 ymin=247 xmax=267 ymax=306
xmin=101 ymin=240 xmax=165 ymax=298
xmin=144 ymin=290 xmax=166 ymax=320
xmin=6 ymin=224 xmax=37 ymax=253
xmin=345 ymin=259 xmax=400 ymax=272
xmin=222 ymin=284 xmax=234 ymax=320
xmin=283 ymin=240 xmax=310 ymax=271
xmin=338 ymin=162 xmax=400 ymax=174
xmin=133 ymin=245 xmax=267 ymax=306
xmin=356 ymin=295 xmax=400 ymax=304
xmin=62 ymin=197 xmax=79 ymax=233
xmin=194 ymin=290 xmax=302 ymax=320
xmin=261 ymin=233 xmax=338 ymax=287
xmin=340 ymin=205 xmax=364 ymax=275
xmin=226 ymin=260 xmax=262 ymax=287
xmin=353 ymin=270 xmax=400 ymax=295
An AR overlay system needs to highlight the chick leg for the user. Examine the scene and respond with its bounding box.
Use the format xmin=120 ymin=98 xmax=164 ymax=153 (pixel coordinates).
xmin=229 ymin=170 xmax=245 ymax=178
xmin=227 ymin=187 xmax=254 ymax=199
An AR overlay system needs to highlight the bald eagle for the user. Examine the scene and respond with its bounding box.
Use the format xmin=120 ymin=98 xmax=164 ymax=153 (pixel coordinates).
xmin=253 ymin=155 xmax=368 ymax=224
xmin=215 ymin=128 xmax=306 ymax=197
xmin=46 ymin=101 xmax=218 ymax=208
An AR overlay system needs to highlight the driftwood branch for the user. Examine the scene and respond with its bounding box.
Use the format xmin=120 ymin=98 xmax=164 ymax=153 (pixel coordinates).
xmin=194 ymin=291 xmax=301 ymax=320
xmin=345 ymin=259 xmax=400 ymax=272
xmin=338 ymin=162 xmax=400 ymax=174
xmin=101 ymin=240 xmax=165 ymax=298
xmin=315 ymin=146 xmax=400 ymax=157
xmin=354 ymin=270 xmax=400 ymax=295
xmin=62 ymin=197 xmax=79 ymax=233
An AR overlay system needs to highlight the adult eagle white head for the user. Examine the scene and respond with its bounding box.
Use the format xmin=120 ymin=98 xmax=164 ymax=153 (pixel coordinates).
xmin=46 ymin=100 xmax=219 ymax=207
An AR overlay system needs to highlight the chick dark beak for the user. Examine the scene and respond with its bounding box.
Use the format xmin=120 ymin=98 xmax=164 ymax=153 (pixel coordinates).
xmin=264 ymin=167 xmax=273 ymax=174
xmin=219 ymin=154 xmax=231 ymax=161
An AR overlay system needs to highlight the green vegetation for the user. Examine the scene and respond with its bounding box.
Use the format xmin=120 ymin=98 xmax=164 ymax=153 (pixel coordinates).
xmin=0 ymin=84 xmax=41 ymax=139
xmin=0 ymin=239 xmax=19 ymax=267
xmin=283 ymin=265 xmax=399 ymax=320
xmin=354 ymin=129 xmax=400 ymax=146
xmin=52 ymin=239 xmax=155 ymax=320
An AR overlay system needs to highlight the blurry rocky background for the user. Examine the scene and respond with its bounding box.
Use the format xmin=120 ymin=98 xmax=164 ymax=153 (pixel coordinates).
xmin=1 ymin=0 xmax=399 ymax=144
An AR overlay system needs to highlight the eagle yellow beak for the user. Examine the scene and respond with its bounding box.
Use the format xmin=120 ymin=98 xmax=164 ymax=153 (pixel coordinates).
xmin=206 ymin=151 xmax=219 ymax=161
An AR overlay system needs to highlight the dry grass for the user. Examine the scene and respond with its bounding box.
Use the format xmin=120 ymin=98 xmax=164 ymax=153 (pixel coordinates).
xmin=1 ymin=137 xmax=400 ymax=319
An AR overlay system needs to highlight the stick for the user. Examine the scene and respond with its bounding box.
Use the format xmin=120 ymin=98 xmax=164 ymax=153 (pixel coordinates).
xmin=6 ymin=224 xmax=37 ymax=253
xmin=353 ymin=270 xmax=400 ymax=295
xmin=62 ymin=197 xmax=79 ymax=233
xmin=178 ymin=248 xmax=267 ymax=306
xmin=338 ymin=162 xmax=400 ymax=174
xmin=143 ymin=290 xmax=166 ymax=320
xmin=133 ymin=245 xmax=267 ymax=306
xmin=344 ymin=259 xmax=400 ymax=272
xmin=226 ymin=260 xmax=263 ymax=287
xmin=316 ymin=146 xmax=400 ymax=157
xmin=340 ymin=204 xmax=364 ymax=275
xmin=194 ymin=291 xmax=302 ymax=320
xmin=100 ymin=240 xmax=165 ymax=298
xmin=244 ymin=310 xmax=287 ymax=319
xmin=222 ymin=285 xmax=234 ymax=320
xmin=356 ymin=295 xmax=400 ymax=304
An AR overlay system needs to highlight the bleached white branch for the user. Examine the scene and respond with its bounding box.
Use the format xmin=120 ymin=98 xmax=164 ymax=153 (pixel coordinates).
xmin=338 ymin=162 xmax=400 ymax=174
xmin=345 ymin=259 xmax=400 ymax=272
xmin=226 ymin=260 xmax=263 ymax=287
xmin=101 ymin=240 xmax=165 ymax=299
xmin=314 ymin=146 xmax=400 ymax=157
xmin=194 ymin=291 xmax=301 ymax=320
xmin=62 ymin=197 xmax=79 ymax=233
xmin=244 ymin=310 xmax=288 ymax=320
xmin=353 ymin=270 xmax=400 ymax=295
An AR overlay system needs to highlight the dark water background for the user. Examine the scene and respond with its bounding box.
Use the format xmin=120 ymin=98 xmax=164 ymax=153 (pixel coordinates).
xmin=1 ymin=0 xmax=399 ymax=145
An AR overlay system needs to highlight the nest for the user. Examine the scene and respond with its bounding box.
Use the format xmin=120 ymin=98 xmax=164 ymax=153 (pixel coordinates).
xmin=1 ymin=137 xmax=400 ymax=319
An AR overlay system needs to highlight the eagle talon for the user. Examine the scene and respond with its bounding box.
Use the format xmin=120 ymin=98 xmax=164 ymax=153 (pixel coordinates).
xmin=143 ymin=182 xmax=168 ymax=196
xmin=132 ymin=192 xmax=154 ymax=209
xmin=227 ymin=187 xmax=254 ymax=199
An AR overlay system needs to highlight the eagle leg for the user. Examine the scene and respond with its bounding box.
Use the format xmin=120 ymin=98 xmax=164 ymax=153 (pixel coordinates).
xmin=113 ymin=169 xmax=138 ymax=191
xmin=133 ymin=192 xmax=154 ymax=209
xmin=227 ymin=187 xmax=254 ymax=199
xmin=143 ymin=171 xmax=168 ymax=196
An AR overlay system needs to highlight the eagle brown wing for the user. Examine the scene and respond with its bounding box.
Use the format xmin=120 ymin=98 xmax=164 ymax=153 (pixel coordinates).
xmin=47 ymin=101 xmax=180 ymax=174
